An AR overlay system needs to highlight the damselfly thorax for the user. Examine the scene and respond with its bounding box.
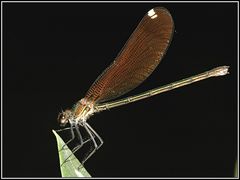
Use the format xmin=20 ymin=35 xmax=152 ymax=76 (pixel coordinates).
xmin=73 ymin=98 xmax=95 ymax=122
xmin=58 ymin=98 xmax=95 ymax=126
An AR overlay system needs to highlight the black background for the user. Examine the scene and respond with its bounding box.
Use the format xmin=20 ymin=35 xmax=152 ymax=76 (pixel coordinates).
xmin=3 ymin=2 xmax=238 ymax=178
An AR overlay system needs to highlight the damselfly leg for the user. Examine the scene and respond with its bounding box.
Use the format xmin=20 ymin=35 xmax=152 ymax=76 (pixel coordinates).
xmin=60 ymin=122 xmax=103 ymax=167
xmin=80 ymin=122 xmax=102 ymax=166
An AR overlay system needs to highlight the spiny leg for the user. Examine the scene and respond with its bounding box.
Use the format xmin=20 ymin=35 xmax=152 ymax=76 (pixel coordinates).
xmin=75 ymin=123 xmax=83 ymax=144
xmin=56 ymin=125 xmax=94 ymax=148
xmin=61 ymin=124 xmax=84 ymax=166
xmin=70 ymin=123 xmax=98 ymax=153
xmin=60 ymin=123 xmax=75 ymax=151
xmin=55 ymin=126 xmax=73 ymax=132
xmin=60 ymin=124 xmax=99 ymax=167
xmin=60 ymin=123 xmax=102 ymax=167
xmin=80 ymin=122 xmax=99 ymax=166
xmin=86 ymin=122 xmax=104 ymax=150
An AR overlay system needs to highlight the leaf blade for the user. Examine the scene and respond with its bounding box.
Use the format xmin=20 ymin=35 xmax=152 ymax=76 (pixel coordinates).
xmin=52 ymin=130 xmax=91 ymax=177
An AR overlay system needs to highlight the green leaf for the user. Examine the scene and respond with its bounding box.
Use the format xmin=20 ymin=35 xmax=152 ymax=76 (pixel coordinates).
xmin=235 ymin=160 xmax=238 ymax=177
xmin=52 ymin=130 xmax=91 ymax=177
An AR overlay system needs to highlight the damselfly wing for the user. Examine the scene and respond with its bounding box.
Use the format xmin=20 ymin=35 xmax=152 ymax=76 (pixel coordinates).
xmin=85 ymin=7 xmax=174 ymax=104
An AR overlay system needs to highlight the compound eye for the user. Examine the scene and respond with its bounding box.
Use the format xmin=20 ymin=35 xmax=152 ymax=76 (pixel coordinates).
xmin=57 ymin=113 xmax=65 ymax=122
xmin=61 ymin=118 xmax=66 ymax=123
xmin=57 ymin=109 xmax=72 ymax=127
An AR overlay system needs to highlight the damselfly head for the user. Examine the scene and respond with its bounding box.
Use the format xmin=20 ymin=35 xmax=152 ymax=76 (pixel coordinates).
xmin=57 ymin=109 xmax=73 ymax=127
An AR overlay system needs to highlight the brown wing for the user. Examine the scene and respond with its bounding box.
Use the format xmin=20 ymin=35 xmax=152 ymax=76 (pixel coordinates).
xmin=85 ymin=7 xmax=174 ymax=103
